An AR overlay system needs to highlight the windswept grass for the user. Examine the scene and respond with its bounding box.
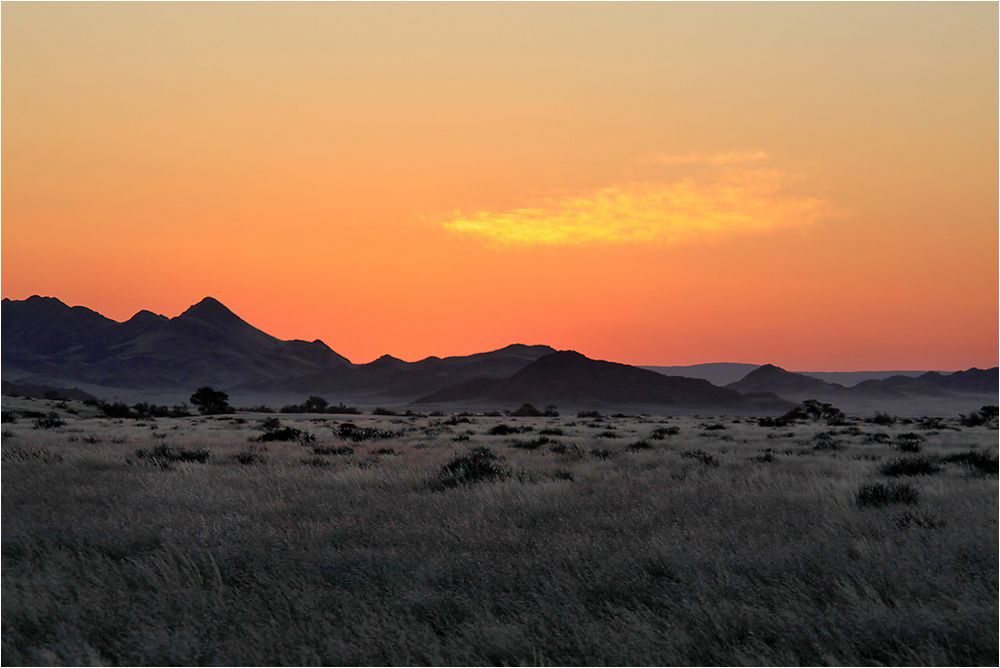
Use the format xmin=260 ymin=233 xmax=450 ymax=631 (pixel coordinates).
xmin=1 ymin=397 xmax=997 ymax=665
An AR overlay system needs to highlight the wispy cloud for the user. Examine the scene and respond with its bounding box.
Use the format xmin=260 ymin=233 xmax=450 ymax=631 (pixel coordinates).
xmin=440 ymin=155 xmax=834 ymax=247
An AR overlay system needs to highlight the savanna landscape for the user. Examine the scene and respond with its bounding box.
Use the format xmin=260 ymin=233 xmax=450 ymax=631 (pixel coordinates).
xmin=3 ymin=3 xmax=998 ymax=666
xmin=2 ymin=394 xmax=997 ymax=665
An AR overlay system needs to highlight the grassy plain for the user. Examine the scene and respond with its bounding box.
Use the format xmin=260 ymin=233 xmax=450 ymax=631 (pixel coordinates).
xmin=2 ymin=397 xmax=997 ymax=665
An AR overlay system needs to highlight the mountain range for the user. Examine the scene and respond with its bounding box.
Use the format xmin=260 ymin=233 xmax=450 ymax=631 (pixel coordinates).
xmin=2 ymin=295 xmax=995 ymax=414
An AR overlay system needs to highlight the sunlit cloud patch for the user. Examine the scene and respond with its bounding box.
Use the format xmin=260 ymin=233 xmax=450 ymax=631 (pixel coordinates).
xmin=441 ymin=154 xmax=834 ymax=247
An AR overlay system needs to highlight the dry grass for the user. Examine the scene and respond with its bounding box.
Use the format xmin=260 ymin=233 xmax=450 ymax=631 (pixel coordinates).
xmin=2 ymin=397 xmax=997 ymax=665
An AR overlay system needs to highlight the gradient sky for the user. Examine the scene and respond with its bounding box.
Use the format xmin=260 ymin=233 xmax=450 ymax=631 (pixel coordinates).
xmin=3 ymin=3 xmax=997 ymax=369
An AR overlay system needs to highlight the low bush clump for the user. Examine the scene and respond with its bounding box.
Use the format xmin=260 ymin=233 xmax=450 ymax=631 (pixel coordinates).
xmin=895 ymin=433 xmax=924 ymax=452
xmin=32 ymin=412 xmax=65 ymax=429
xmin=869 ymin=412 xmax=897 ymax=426
xmin=649 ymin=426 xmax=680 ymax=439
xmin=577 ymin=410 xmax=602 ymax=418
xmin=880 ymin=457 xmax=942 ymax=477
xmin=856 ymin=481 xmax=918 ymax=507
xmin=959 ymin=406 xmax=999 ymax=428
xmin=680 ymin=449 xmax=720 ymax=466
xmin=432 ymin=447 xmax=511 ymax=490
xmin=508 ymin=437 xmax=551 ymax=450
xmin=940 ymin=449 xmax=998 ymax=475
xmin=539 ymin=428 xmax=564 ymax=436
xmin=487 ymin=424 xmax=531 ymax=436
xmin=812 ymin=432 xmax=841 ymax=450
xmin=336 ymin=422 xmax=397 ymax=442
xmin=313 ymin=445 xmax=355 ymax=456
xmin=257 ymin=425 xmax=316 ymax=444
xmin=235 ymin=449 xmax=266 ymax=465
xmin=135 ymin=444 xmax=210 ymax=465
xmin=626 ymin=440 xmax=653 ymax=452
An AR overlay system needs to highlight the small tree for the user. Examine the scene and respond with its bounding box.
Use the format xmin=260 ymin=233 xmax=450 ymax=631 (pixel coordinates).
xmin=302 ymin=396 xmax=329 ymax=413
xmin=190 ymin=387 xmax=233 ymax=415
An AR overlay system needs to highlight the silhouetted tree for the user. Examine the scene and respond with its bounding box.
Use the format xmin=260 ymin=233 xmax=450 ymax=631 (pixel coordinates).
xmin=302 ymin=396 xmax=329 ymax=413
xmin=190 ymin=387 xmax=233 ymax=415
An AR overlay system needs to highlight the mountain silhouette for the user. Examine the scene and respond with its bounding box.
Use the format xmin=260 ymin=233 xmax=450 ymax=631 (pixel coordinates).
xmin=2 ymin=295 xmax=349 ymax=390
xmin=416 ymin=350 xmax=791 ymax=411
xmin=727 ymin=363 xmax=997 ymax=402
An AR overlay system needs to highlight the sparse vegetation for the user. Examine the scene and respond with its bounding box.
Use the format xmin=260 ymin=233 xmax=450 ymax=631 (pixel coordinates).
xmin=857 ymin=481 xmax=919 ymax=506
xmin=1 ymin=398 xmax=996 ymax=665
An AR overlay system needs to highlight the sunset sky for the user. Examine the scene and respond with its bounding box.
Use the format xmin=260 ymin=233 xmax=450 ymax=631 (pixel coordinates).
xmin=3 ymin=3 xmax=997 ymax=370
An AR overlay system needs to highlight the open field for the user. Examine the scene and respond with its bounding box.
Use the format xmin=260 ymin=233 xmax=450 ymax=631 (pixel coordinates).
xmin=2 ymin=397 xmax=997 ymax=665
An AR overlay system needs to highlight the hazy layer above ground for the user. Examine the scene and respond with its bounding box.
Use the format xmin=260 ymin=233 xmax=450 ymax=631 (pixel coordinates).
xmin=2 ymin=397 xmax=997 ymax=665
xmin=643 ymin=363 xmax=940 ymax=387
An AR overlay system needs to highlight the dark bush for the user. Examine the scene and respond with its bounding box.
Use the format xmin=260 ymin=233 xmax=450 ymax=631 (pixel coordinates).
xmin=596 ymin=430 xmax=620 ymax=439
xmin=32 ymin=413 xmax=64 ymax=429
xmin=856 ymin=481 xmax=918 ymax=507
xmin=510 ymin=403 xmax=544 ymax=417
xmin=336 ymin=422 xmax=397 ymax=442
xmin=433 ymin=447 xmax=511 ymax=489
xmin=960 ymin=406 xmax=999 ymax=427
xmin=313 ymin=445 xmax=355 ymax=456
xmin=371 ymin=407 xmax=398 ymax=416
xmin=781 ymin=399 xmax=847 ymax=424
xmin=813 ymin=432 xmax=840 ymax=451
xmin=235 ymin=449 xmax=266 ymax=465
xmin=487 ymin=424 xmax=531 ymax=436
xmin=508 ymin=437 xmax=551 ymax=450
xmin=680 ymin=449 xmax=720 ymax=466
xmin=577 ymin=410 xmax=601 ymax=418
xmin=940 ymin=449 xmax=998 ymax=475
xmin=258 ymin=427 xmax=315 ymax=444
xmin=649 ymin=426 xmax=680 ymax=439
xmin=135 ymin=444 xmax=211 ymax=465
xmin=626 ymin=440 xmax=653 ymax=452
xmin=701 ymin=423 xmax=727 ymax=431
xmin=589 ymin=448 xmax=616 ymax=460
xmin=869 ymin=412 xmax=897 ymax=426
xmin=539 ymin=428 xmax=564 ymax=436
xmin=895 ymin=433 xmax=924 ymax=453
xmin=190 ymin=387 xmax=234 ymax=415
xmin=880 ymin=457 xmax=942 ymax=477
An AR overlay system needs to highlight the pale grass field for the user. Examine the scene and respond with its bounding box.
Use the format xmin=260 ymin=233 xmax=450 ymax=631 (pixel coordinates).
xmin=1 ymin=397 xmax=997 ymax=666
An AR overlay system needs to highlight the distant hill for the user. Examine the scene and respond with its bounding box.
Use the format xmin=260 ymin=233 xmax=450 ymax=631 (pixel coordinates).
xmin=644 ymin=363 xmax=941 ymax=388
xmin=417 ymin=350 xmax=791 ymax=412
xmin=233 ymin=343 xmax=559 ymax=401
xmin=727 ymin=364 xmax=846 ymax=395
xmin=3 ymin=295 xmax=995 ymax=415
xmin=725 ymin=363 xmax=997 ymax=414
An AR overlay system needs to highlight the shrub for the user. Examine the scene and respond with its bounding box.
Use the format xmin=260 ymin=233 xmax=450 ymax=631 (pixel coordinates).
xmin=510 ymin=403 xmax=544 ymax=417
xmin=577 ymin=410 xmax=601 ymax=418
xmin=371 ymin=407 xmax=398 ymax=416
xmin=313 ymin=445 xmax=355 ymax=456
xmin=488 ymin=424 xmax=531 ymax=436
xmin=258 ymin=427 xmax=315 ymax=444
xmin=135 ymin=444 xmax=211 ymax=465
xmin=864 ymin=432 xmax=892 ymax=445
xmin=596 ymin=430 xmax=620 ymax=439
xmin=856 ymin=481 xmax=918 ymax=507
xmin=752 ymin=451 xmax=777 ymax=463
xmin=869 ymin=412 xmax=897 ymax=426
xmin=539 ymin=428 xmax=564 ymax=436
xmin=550 ymin=443 xmax=583 ymax=457
xmin=680 ymin=449 xmax=720 ymax=466
xmin=940 ymin=449 xmax=998 ymax=475
xmin=508 ymin=437 xmax=551 ymax=450
xmin=895 ymin=433 xmax=924 ymax=453
xmin=373 ymin=447 xmax=398 ymax=456
xmin=433 ymin=448 xmax=511 ymax=489
xmin=589 ymin=448 xmax=616 ymax=460
xmin=235 ymin=449 xmax=266 ymax=465
xmin=812 ymin=432 xmax=840 ymax=451
xmin=626 ymin=440 xmax=653 ymax=452
xmin=336 ymin=422 xmax=397 ymax=442
xmin=960 ymin=406 xmax=999 ymax=427
xmin=880 ymin=457 xmax=942 ymax=477
xmin=649 ymin=426 xmax=680 ymax=439
xmin=32 ymin=413 xmax=64 ymax=429
xmin=701 ymin=423 xmax=727 ymax=431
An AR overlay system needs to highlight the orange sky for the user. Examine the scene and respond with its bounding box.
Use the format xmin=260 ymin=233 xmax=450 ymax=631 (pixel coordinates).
xmin=3 ymin=3 xmax=997 ymax=369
